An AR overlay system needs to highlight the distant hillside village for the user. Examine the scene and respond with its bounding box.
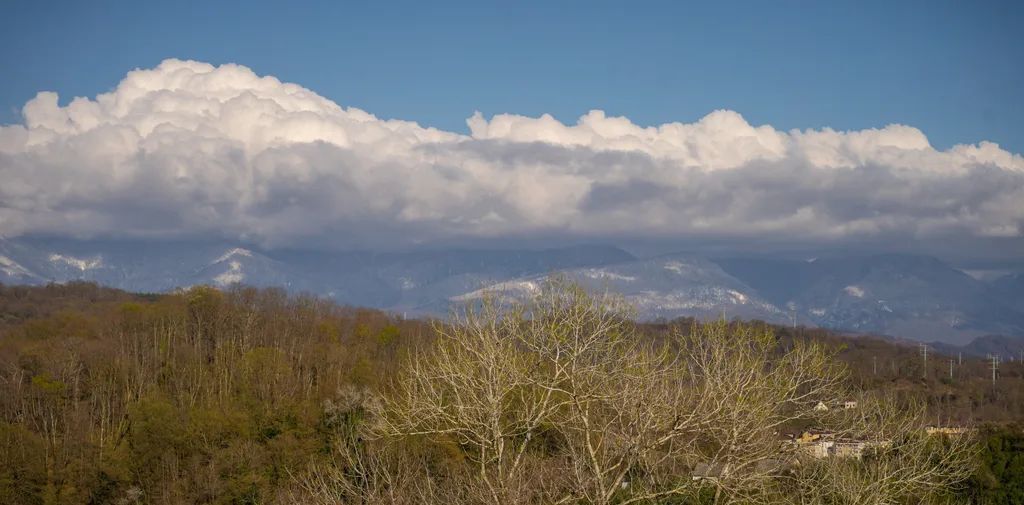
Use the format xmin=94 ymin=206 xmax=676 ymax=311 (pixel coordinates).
xmin=693 ymin=399 xmax=974 ymax=482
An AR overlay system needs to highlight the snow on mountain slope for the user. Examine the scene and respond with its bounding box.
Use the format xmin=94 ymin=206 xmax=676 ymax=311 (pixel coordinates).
xmin=48 ymin=254 xmax=103 ymax=271
xmin=188 ymin=248 xmax=308 ymax=290
xmin=450 ymin=254 xmax=786 ymax=323
xmin=0 ymin=254 xmax=38 ymax=280
xmin=0 ymin=240 xmax=46 ymax=283
xmin=2 ymin=236 xmax=1020 ymax=345
xmin=717 ymin=255 xmax=1024 ymax=345
xmin=0 ymin=238 xmax=637 ymax=312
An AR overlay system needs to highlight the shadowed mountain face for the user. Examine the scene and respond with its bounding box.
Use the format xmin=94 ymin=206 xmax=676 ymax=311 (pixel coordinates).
xmin=930 ymin=334 xmax=1024 ymax=361
xmin=1 ymin=237 xmax=1022 ymax=345
xmin=993 ymin=273 xmax=1024 ymax=313
xmin=716 ymin=255 xmax=1024 ymax=345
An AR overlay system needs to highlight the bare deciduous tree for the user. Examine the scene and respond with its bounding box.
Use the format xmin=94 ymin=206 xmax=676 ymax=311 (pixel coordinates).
xmin=316 ymin=279 xmax=976 ymax=505
xmin=787 ymin=396 xmax=977 ymax=505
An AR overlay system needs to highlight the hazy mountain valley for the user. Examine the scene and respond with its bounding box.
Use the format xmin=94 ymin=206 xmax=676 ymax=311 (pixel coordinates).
xmin=3 ymin=237 xmax=1022 ymax=351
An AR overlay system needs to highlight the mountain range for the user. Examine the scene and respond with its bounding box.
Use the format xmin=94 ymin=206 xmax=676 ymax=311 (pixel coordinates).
xmin=1 ymin=237 xmax=1022 ymax=348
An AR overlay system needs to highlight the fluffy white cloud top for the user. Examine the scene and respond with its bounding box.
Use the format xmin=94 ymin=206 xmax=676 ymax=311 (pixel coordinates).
xmin=1 ymin=59 xmax=1022 ymax=251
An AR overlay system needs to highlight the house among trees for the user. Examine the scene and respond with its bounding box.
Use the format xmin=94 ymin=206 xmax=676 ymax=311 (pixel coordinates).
xmin=794 ymin=431 xmax=835 ymax=458
xmin=792 ymin=430 xmax=881 ymax=460
xmin=831 ymin=440 xmax=869 ymax=459
xmin=925 ymin=426 xmax=973 ymax=436
xmin=812 ymin=399 xmax=858 ymax=412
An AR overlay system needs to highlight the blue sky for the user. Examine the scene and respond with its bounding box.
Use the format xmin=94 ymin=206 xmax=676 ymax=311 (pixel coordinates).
xmin=2 ymin=0 xmax=1022 ymax=151
xmin=1 ymin=1 xmax=1023 ymax=260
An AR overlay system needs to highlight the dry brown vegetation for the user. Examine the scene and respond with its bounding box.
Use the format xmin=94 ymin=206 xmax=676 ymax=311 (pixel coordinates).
xmin=314 ymin=280 xmax=974 ymax=505
xmin=0 ymin=282 xmax=421 ymax=504
xmin=0 ymin=280 xmax=1015 ymax=504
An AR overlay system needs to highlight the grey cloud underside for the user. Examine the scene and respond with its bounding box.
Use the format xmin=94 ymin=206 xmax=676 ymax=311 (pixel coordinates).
xmin=0 ymin=59 xmax=1023 ymax=256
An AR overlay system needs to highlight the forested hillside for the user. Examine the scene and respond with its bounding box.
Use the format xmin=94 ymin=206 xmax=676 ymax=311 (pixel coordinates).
xmin=0 ymin=282 xmax=1021 ymax=504
xmin=1 ymin=282 xmax=424 ymax=504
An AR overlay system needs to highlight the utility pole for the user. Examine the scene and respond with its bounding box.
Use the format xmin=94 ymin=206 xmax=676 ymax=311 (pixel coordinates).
xmin=920 ymin=343 xmax=929 ymax=378
xmin=989 ymin=354 xmax=999 ymax=385
xmin=872 ymin=356 xmax=877 ymax=376
xmin=949 ymin=359 xmax=953 ymax=380
xmin=958 ymin=352 xmax=962 ymax=366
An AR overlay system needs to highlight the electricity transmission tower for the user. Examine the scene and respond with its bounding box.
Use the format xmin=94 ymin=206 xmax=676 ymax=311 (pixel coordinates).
xmin=989 ymin=354 xmax=999 ymax=385
xmin=919 ymin=343 xmax=929 ymax=378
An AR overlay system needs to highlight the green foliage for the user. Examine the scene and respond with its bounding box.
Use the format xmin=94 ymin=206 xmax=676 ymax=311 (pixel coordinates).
xmin=30 ymin=374 xmax=66 ymax=395
xmin=0 ymin=283 xmax=418 ymax=504
xmin=128 ymin=394 xmax=186 ymax=483
xmin=0 ymin=422 xmax=47 ymax=505
xmin=969 ymin=423 xmax=1024 ymax=503
xmin=376 ymin=324 xmax=400 ymax=346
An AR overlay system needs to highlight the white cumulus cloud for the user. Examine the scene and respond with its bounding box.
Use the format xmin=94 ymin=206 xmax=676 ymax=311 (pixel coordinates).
xmin=1 ymin=59 xmax=1022 ymax=253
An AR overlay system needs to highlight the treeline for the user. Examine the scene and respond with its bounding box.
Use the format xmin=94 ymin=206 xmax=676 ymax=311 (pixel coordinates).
xmin=0 ymin=281 xmax=1020 ymax=504
xmin=644 ymin=320 xmax=1024 ymax=424
xmin=1 ymin=282 xmax=425 ymax=504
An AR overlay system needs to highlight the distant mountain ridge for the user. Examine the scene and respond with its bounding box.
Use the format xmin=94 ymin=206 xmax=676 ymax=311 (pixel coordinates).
xmin=1 ymin=237 xmax=1022 ymax=345
xmin=0 ymin=238 xmax=637 ymax=313
xmin=930 ymin=334 xmax=1024 ymax=362
xmin=715 ymin=255 xmax=1024 ymax=345
xmin=452 ymin=254 xmax=785 ymax=323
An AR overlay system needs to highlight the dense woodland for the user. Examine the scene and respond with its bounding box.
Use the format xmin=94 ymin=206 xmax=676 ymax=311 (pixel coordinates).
xmin=0 ymin=281 xmax=1021 ymax=504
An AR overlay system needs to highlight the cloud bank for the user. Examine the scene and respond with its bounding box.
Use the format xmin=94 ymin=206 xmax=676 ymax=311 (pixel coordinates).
xmin=1 ymin=59 xmax=1022 ymax=254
